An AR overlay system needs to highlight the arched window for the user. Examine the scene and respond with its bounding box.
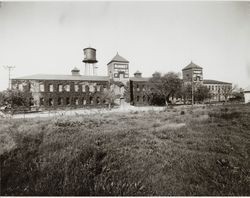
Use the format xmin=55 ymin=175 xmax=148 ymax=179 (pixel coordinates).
xmin=58 ymin=97 xmax=63 ymax=105
xmin=90 ymin=96 xmax=93 ymax=104
xmin=48 ymin=98 xmax=53 ymax=106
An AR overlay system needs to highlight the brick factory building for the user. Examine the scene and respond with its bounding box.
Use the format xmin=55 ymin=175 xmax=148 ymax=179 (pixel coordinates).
xmin=11 ymin=47 xmax=232 ymax=109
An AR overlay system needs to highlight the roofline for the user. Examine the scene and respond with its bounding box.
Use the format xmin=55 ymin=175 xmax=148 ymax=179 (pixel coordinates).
xmin=83 ymin=47 xmax=96 ymax=51
xmin=203 ymin=79 xmax=232 ymax=85
xmin=182 ymin=67 xmax=203 ymax=71
xmin=107 ymin=59 xmax=129 ymax=65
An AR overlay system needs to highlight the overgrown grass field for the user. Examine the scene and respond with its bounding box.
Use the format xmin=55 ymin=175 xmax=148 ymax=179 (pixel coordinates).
xmin=0 ymin=104 xmax=249 ymax=196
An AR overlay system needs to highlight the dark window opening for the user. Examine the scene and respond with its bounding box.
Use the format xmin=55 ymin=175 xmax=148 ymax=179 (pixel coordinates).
xmin=66 ymin=97 xmax=70 ymax=105
xmin=40 ymin=98 xmax=44 ymax=106
xmin=58 ymin=97 xmax=63 ymax=105
xmin=90 ymin=96 xmax=93 ymax=104
xmin=48 ymin=98 xmax=53 ymax=106
xmin=96 ymin=97 xmax=100 ymax=104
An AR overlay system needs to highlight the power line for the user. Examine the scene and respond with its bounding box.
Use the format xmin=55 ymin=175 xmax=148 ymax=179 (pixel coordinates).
xmin=3 ymin=66 xmax=15 ymax=89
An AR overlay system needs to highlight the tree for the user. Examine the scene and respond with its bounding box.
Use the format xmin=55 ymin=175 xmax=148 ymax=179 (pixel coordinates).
xmin=101 ymin=83 xmax=120 ymax=110
xmin=194 ymin=85 xmax=211 ymax=103
xmin=0 ymin=89 xmax=28 ymax=108
xmin=149 ymin=72 xmax=182 ymax=105
xmin=221 ymin=84 xmax=236 ymax=103
xmin=179 ymin=83 xmax=192 ymax=104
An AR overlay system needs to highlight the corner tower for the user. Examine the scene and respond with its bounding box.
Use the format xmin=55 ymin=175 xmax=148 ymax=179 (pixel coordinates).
xmin=107 ymin=53 xmax=129 ymax=85
xmin=182 ymin=61 xmax=203 ymax=84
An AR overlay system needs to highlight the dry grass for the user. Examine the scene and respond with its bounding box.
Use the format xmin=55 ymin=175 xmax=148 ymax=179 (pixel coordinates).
xmin=0 ymin=104 xmax=250 ymax=196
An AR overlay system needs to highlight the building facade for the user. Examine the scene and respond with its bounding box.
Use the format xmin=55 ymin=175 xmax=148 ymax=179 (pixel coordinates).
xmin=11 ymin=47 xmax=233 ymax=109
xmin=182 ymin=61 xmax=232 ymax=102
xmin=11 ymin=68 xmax=110 ymax=110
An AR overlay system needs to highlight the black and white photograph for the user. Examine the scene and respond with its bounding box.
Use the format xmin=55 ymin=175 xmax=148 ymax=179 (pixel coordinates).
xmin=0 ymin=0 xmax=250 ymax=196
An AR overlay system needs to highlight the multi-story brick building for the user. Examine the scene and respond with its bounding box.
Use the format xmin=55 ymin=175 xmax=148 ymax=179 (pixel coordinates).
xmin=182 ymin=61 xmax=232 ymax=102
xmin=11 ymin=67 xmax=109 ymax=110
xmin=11 ymin=47 xmax=233 ymax=109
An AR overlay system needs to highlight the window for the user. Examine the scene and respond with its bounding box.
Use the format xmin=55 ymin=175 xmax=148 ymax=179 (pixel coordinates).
xmin=58 ymin=85 xmax=63 ymax=92
xmin=74 ymin=84 xmax=79 ymax=92
xmin=103 ymin=86 xmax=107 ymax=92
xmin=136 ymin=84 xmax=140 ymax=91
xmin=49 ymin=84 xmax=53 ymax=92
xmin=58 ymin=97 xmax=63 ymax=105
xmin=18 ymin=84 xmax=23 ymax=91
xmin=29 ymin=98 xmax=34 ymax=106
xmin=39 ymin=84 xmax=44 ymax=92
xmin=74 ymin=98 xmax=79 ymax=105
xmin=64 ymin=85 xmax=70 ymax=92
xmin=66 ymin=97 xmax=70 ymax=105
xmin=40 ymin=98 xmax=44 ymax=106
xmin=96 ymin=85 xmax=101 ymax=92
xmin=137 ymin=96 xmax=140 ymax=102
xmin=96 ymin=97 xmax=100 ymax=104
xmin=89 ymin=85 xmax=95 ymax=93
xmin=90 ymin=96 xmax=93 ymax=104
xmin=142 ymin=85 xmax=145 ymax=91
xmin=82 ymin=98 xmax=86 ymax=105
xmin=48 ymin=98 xmax=53 ymax=106
xmin=82 ymin=85 xmax=86 ymax=92
xmin=143 ymin=95 xmax=146 ymax=102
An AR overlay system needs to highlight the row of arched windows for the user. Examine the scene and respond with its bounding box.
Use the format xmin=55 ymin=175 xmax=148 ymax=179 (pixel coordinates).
xmin=39 ymin=96 xmax=105 ymax=107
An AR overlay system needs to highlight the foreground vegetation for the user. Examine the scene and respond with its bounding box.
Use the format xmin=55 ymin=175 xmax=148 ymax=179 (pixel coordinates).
xmin=0 ymin=104 xmax=249 ymax=196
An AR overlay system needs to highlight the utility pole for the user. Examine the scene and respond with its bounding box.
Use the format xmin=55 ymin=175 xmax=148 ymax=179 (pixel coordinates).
xmin=191 ymin=69 xmax=194 ymax=107
xmin=3 ymin=66 xmax=15 ymax=90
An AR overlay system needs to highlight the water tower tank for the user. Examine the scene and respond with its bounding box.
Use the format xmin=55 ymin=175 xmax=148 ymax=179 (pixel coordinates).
xmin=82 ymin=47 xmax=98 ymax=63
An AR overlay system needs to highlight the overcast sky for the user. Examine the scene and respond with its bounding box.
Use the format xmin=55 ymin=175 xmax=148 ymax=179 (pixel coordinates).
xmin=0 ymin=1 xmax=250 ymax=91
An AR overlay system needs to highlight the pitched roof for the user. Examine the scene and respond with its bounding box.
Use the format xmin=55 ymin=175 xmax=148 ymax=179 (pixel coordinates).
xmin=71 ymin=67 xmax=80 ymax=71
xmin=134 ymin=70 xmax=142 ymax=74
xmin=107 ymin=53 xmax=129 ymax=65
xmin=203 ymin=79 xmax=232 ymax=85
xmin=182 ymin=61 xmax=202 ymax=71
xmin=129 ymin=77 xmax=150 ymax=82
xmin=12 ymin=74 xmax=109 ymax=81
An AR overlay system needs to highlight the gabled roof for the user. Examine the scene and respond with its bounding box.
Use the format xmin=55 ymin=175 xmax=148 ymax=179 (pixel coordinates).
xmin=107 ymin=53 xmax=129 ymax=65
xmin=203 ymin=79 xmax=232 ymax=85
xmin=12 ymin=74 xmax=109 ymax=82
xmin=182 ymin=61 xmax=202 ymax=71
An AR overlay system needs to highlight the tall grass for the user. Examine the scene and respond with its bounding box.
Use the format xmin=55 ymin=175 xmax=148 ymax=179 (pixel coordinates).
xmin=0 ymin=104 xmax=249 ymax=195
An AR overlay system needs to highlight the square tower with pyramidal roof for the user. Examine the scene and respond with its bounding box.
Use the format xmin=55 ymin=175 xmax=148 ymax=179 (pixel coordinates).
xmin=107 ymin=52 xmax=129 ymax=85
xmin=182 ymin=61 xmax=203 ymax=83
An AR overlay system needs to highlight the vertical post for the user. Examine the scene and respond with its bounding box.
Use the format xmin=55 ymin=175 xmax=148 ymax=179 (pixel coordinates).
xmin=191 ymin=69 xmax=194 ymax=107
xmin=3 ymin=66 xmax=15 ymax=89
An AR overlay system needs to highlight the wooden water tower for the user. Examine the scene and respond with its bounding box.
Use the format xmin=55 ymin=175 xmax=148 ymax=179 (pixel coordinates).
xmin=82 ymin=47 xmax=98 ymax=76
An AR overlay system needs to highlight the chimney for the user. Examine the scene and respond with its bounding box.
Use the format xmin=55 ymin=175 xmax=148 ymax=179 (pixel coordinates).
xmin=71 ymin=67 xmax=80 ymax=76
xmin=134 ymin=70 xmax=142 ymax=78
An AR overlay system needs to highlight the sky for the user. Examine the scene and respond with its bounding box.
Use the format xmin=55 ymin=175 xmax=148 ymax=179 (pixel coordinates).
xmin=0 ymin=1 xmax=250 ymax=91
